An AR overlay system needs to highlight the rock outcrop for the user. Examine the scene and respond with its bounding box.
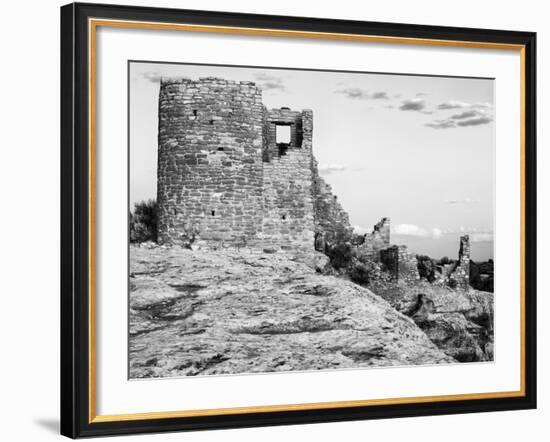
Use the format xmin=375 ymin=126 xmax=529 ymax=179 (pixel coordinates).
xmin=369 ymin=280 xmax=494 ymax=362
xmin=129 ymin=245 xmax=454 ymax=378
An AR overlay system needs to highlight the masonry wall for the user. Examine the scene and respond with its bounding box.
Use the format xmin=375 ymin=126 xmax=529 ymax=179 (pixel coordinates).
xmin=380 ymin=245 xmax=420 ymax=283
xmin=355 ymin=217 xmax=391 ymax=260
xmin=156 ymin=77 xmax=362 ymax=260
xmin=454 ymin=235 xmax=471 ymax=289
xmin=259 ymin=109 xmax=315 ymax=259
xmin=156 ymin=78 xmax=264 ymax=247
xmin=311 ymin=157 xmax=353 ymax=249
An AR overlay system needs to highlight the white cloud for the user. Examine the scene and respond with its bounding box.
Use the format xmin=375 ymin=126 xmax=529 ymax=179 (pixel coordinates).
xmin=425 ymin=120 xmax=456 ymax=129
xmin=436 ymin=100 xmax=494 ymax=111
xmin=470 ymin=232 xmax=494 ymax=243
xmin=335 ymin=88 xmax=389 ymax=100
xmin=392 ymin=224 xmax=443 ymax=239
xmin=436 ymin=100 xmax=471 ymax=110
xmin=253 ymin=73 xmax=286 ymax=92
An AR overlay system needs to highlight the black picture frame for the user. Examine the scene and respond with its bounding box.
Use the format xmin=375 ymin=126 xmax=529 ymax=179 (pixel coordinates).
xmin=60 ymin=2 xmax=537 ymax=438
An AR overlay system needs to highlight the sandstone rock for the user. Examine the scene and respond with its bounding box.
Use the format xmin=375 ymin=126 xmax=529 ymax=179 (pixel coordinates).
xmin=313 ymin=252 xmax=331 ymax=274
xmin=369 ymin=281 xmax=494 ymax=362
xmin=129 ymin=245 xmax=454 ymax=378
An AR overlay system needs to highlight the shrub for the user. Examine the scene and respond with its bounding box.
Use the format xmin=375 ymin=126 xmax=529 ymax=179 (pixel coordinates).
xmin=349 ymin=262 xmax=371 ymax=285
xmin=326 ymin=242 xmax=353 ymax=270
xmin=416 ymin=254 xmax=436 ymax=282
xmin=130 ymin=199 xmax=158 ymax=243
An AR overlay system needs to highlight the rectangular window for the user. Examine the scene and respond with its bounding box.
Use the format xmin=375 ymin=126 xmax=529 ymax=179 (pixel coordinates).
xmin=275 ymin=125 xmax=291 ymax=144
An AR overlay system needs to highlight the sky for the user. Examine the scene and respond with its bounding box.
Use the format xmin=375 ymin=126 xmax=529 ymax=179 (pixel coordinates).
xmin=129 ymin=61 xmax=495 ymax=261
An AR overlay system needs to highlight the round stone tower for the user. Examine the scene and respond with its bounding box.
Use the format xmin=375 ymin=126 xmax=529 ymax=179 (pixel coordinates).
xmin=156 ymin=77 xmax=264 ymax=247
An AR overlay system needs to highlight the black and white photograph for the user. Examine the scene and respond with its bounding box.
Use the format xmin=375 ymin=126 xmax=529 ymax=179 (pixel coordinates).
xmin=128 ymin=61 xmax=495 ymax=379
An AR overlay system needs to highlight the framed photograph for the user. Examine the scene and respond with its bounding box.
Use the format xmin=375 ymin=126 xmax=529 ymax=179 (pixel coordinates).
xmin=60 ymin=2 xmax=536 ymax=438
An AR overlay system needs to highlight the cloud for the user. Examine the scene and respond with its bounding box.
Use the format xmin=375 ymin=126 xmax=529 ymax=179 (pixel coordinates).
xmin=450 ymin=110 xmax=484 ymax=120
xmin=335 ymin=88 xmax=389 ymax=100
xmin=472 ymin=102 xmax=493 ymax=109
xmin=470 ymin=232 xmax=494 ymax=243
xmin=425 ymin=109 xmax=493 ymax=129
xmin=436 ymin=100 xmax=470 ymax=110
xmin=425 ymin=119 xmax=456 ymax=129
xmin=371 ymin=91 xmax=390 ymax=100
xmin=437 ymin=100 xmax=494 ymax=110
xmin=457 ymin=116 xmax=493 ymax=126
xmin=392 ymin=224 xmax=442 ymax=239
xmin=141 ymin=72 xmax=163 ymax=82
xmin=253 ymin=73 xmax=286 ymax=92
xmin=399 ymin=98 xmax=426 ymax=111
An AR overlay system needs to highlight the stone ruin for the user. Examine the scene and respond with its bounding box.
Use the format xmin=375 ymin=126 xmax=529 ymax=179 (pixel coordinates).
xmin=156 ymin=77 xmax=350 ymax=262
xmin=155 ymin=76 xmax=471 ymax=289
xmin=434 ymin=235 xmax=471 ymax=289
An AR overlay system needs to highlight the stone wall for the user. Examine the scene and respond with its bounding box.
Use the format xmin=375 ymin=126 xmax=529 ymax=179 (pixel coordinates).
xmin=311 ymin=157 xmax=353 ymax=250
xmin=259 ymin=109 xmax=315 ymax=259
xmin=354 ymin=217 xmax=391 ymax=260
xmin=156 ymin=78 xmax=322 ymax=259
xmin=380 ymin=245 xmax=420 ymax=283
xmin=433 ymin=235 xmax=471 ymax=289
xmin=453 ymin=235 xmax=471 ymax=289
xmin=157 ymin=78 xmax=265 ymax=247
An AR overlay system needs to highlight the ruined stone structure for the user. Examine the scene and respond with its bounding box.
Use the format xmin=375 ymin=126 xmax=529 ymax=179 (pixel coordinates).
xmin=380 ymin=245 xmax=420 ymax=283
xmin=435 ymin=235 xmax=471 ymax=289
xmin=353 ymin=217 xmax=391 ymax=260
xmin=155 ymin=76 xmax=471 ymax=288
xmin=156 ymin=77 xmax=347 ymax=261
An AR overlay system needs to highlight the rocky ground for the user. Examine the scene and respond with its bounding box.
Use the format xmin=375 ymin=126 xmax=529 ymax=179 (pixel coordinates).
xmin=369 ymin=280 xmax=494 ymax=362
xmin=129 ymin=245 xmax=455 ymax=378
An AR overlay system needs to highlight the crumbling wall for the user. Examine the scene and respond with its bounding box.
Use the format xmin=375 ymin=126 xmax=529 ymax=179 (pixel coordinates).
xmin=354 ymin=217 xmax=391 ymax=260
xmin=156 ymin=78 xmax=264 ymax=246
xmin=380 ymin=245 xmax=420 ymax=283
xmin=311 ymin=157 xmax=353 ymax=250
xmin=453 ymin=235 xmax=471 ymax=289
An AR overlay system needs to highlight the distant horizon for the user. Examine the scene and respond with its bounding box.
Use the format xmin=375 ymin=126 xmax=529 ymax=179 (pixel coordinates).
xmin=130 ymin=62 xmax=495 ymax=261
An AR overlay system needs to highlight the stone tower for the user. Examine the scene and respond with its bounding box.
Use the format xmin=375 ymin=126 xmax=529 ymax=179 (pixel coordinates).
xmin=156 ymin=78 xmax=265 ymax=246
xmin=156 ymin=77 xmax=319 ymax=260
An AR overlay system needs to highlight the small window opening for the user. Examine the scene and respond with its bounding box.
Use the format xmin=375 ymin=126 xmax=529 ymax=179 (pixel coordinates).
xmin=192 ymin=109 xmax=197 ymax=117
xmin=217 ymin=147 xmax=224 ymax=151
xmin=211 ymin=210 xmax=216 ymax=216
xmin=209 ymin=119 xmax=214 ymax=125
xmin=282 ymin=215 xmax=287 ymax=220
xmin=275 ymin=125 xmax=291 ymax=144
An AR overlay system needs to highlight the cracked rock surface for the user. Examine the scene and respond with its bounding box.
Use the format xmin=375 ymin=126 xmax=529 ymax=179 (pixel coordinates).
xmin=129 ymin=245 xmax=454 ymax=378
xmin=370 ymin=281 xmax=494 ymax=362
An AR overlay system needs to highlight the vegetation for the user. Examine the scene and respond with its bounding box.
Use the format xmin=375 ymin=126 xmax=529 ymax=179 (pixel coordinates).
xmin=130 ymin=199 xmax=158 ymax=243
xmin=416 ymin=255 xmax=436 ymax=283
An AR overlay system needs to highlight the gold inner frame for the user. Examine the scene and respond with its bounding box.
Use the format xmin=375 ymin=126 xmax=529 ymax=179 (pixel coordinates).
xmin=88 ymin=17 xmax=527 ymax=424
